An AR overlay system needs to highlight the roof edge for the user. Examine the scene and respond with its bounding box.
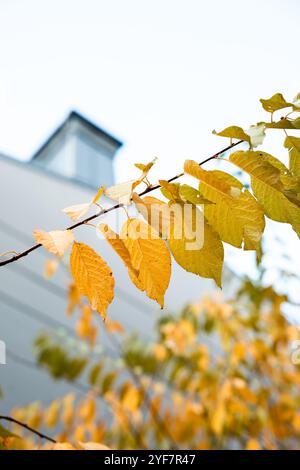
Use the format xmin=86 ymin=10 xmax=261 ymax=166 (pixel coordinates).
xmin=31 ymin=110 xmax=123 ymax=161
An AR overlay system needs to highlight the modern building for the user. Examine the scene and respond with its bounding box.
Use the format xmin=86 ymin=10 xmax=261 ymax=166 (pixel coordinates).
xmin=0 ymin=111 xmax=225 ymax=414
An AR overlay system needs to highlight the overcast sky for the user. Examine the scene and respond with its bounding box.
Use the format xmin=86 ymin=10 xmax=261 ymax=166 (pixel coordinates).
xmin=0 ymin=0 xmax=299 ymax=296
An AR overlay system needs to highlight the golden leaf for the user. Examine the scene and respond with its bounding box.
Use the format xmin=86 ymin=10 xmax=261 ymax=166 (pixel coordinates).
xmin=70 ymin=242 xmax=114 ymax=317
xmin=134 ymin=157 xmax=157 ymax=177
xmin=159 ymin=180 xmax=181 ymax=202
xmin=284 ymin=136 xmax=300 ymax=179
xmin=179 ymin=184 xmax=214 ymax=205
xmin=184 ymin=160 xmax=265 ymax=251
xmin=246 ymin=439 xmax=261 ymax=450
xmin=98 ymin=223 xmax=142 ymax=290
xmin=230 ymin=150 xmax=300 ymax=238
xmin=132 ymin=193 xmax=173 ymax=237
xmin=33 ymin=229 xmax=74 ymax=256
xmin=66 ymin=282 xmax=81 ymax=315
xmin=120 ymin=218 xmax=171 ymax=307
xmin=167 ymin=203 xmax=223 ymax=287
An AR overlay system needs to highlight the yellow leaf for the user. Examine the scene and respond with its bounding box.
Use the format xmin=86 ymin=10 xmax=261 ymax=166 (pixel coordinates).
xmin=105 ymin=318 xmax=125 ymax=334
xmin=121 ymin=385 xmax=141 ymax=412
xmin=260 ymin=93 xmax=292 ymax=112
xmin=62 ymin=186 xmax=105 ymax=221
xmin=230 ymin=151 xmax=300 ymax=238
xmin=34 ymin=229 xmax=74 ymax=256
xmin=132 ymin=193 xmax=173 ymax=237
xmin=98 ymin=223 xmax=142 ymax=290
xmin=167 ymin=203 xmax=224 ymax=287
xmin=213 ymin=126 xmax=250 ymax=143
xmin=92 ymin=186 xmax=105 ymax=204
xmin=78 ymin=396 xmax=96 ymax=423
xmin=184 ymin=160 xmax=265 ymax=251
xmin=265 ymin=117 xmax=300 ymax=129
xmin=51 ymin=443 xmax=76 ymax=451
xmin=159 ymin=180 xmax=181 ymax=202
xmin=284 ymin=136 xmax=300 ymax=179
xmin=134 ymin=157 xmax=157 ymax=177
xmin=120 ymin=218 xmax=171 ymax=307
xmin=44 ymin=401 xmax=60 ymax=429
xmin=44 ymin=259 xmax=59 ymax=278
xmin=105 ymin=159 xmax=157 ymax=205
xmin=246 ymin=439 xmax=261 ymax=450
xmin=66 ymin=282 xmax=81 ymax=315
xmin=179 ymin=184 xmax=214 ymax=205
xmin=70 ymin=242 xmax=114 ymax=317
xmin=78 ymin=442 xmax=110 ymax=450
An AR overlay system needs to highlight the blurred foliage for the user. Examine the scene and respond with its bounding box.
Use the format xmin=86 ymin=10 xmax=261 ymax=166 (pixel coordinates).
xmin=2 ymin=275 xmax=300 ymax=450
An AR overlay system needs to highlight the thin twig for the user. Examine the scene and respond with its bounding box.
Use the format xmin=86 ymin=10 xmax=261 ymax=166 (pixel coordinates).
xmin=0 ymin=415 xmax=56 ymax=443
xmin=0 ymin=140 xmax=242 ymax=268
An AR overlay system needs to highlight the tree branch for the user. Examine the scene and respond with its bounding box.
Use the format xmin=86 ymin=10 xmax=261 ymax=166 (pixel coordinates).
xmin=0 ymin=140 xmax=242 ymax=268
xmin=0 ymin=415 xmax=56 ymax=443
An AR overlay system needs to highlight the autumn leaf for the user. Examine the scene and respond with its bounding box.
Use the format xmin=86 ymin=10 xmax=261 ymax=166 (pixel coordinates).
xmin=246 ymin=439 xmax=261 ymax=450
xmin=120 ymin=218 xmax=171 ymax=307
xmin=265 ymin=117 xmax=300 ymax=129
xmin=284 ymin=135 xmax=300 ymax=179
xmin=70 ymin=242 xmax=114 ymax=317
xmin=167 ymin=203 xmax=224 ymax=287
xmin=62 ymin=186 xmax=105 ymax=221
xmin=159 ymin=180 xmax=182 ymax=202
xmin=184 ymin=159 xmax=265 ymax=251
xmin=66 ymin=282 xmax=81 ymax=315
xmin=34 ymin=229 xmax=74 ymax=256
xmin=213 ymin=126 xmax=250 ymax=143
xmin=132 ymin=193 xmax=173 ymax=237
xmin=78 ymin=442 xmax=110 ymax=450
xmin=178 ymin=184 xmax=214 ymax=205
xmin=105 ymin=180 xmax=140 ymax=205
xmin=134 ymin=157 xmax=157 ymax=178
xmin=230 ymin=150 xmax=300 ymax=238
xmin=105 ymin=159 xmax=157 ymax=205
xmin=260 ymin=93 xmax=292 ymax=112
xmin=98 ymin=223 xmax=142 ymax=290
xmin=44 ymin=259 xmax=59 ymax=278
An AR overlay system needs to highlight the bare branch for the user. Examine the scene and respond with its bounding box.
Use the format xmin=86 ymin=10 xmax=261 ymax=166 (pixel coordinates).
xmin=0 ymin=140 xmax=242 ymax=268
xmin=0 ymin=415 xmax=56 ymax=443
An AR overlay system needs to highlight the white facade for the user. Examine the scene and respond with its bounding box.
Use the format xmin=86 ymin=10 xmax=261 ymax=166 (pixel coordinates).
xmin=0 ymin=113 xmax=225 ymax=414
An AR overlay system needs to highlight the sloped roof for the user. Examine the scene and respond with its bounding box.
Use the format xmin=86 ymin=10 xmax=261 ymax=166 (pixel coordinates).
xmin=31 ymin=110 xmax=123 ymax=161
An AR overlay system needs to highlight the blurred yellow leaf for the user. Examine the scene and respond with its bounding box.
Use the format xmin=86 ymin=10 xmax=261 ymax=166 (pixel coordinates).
xmin=246 ymin=438 xmax=261 ymax=450
xmin=44 ymin=259 xmax=59 ymax=278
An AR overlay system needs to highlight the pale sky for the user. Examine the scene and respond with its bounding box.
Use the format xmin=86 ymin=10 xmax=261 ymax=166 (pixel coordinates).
xmin=0 ymin=0 xmax=300 ymax=299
